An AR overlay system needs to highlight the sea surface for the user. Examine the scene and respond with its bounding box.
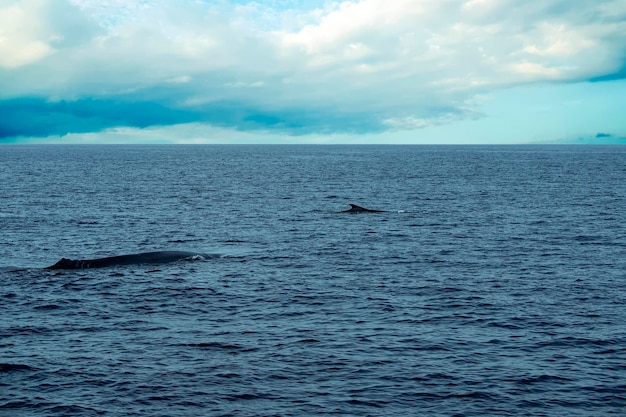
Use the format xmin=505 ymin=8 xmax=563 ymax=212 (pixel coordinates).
xmin=1 ymin=145 xmax=625 ymax=416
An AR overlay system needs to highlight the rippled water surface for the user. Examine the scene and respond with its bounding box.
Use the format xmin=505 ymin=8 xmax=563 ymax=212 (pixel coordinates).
xmin=1 ymin=145 xmax=625 ymax=416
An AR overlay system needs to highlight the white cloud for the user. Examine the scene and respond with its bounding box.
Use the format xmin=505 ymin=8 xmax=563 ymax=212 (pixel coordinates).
xmin=1 ymin=0 xmax=625 ymax=134
xmin=17 ymin=122 xmax=345 ymax=144
xmin=0 ymin=0 xmax=58 ymax=68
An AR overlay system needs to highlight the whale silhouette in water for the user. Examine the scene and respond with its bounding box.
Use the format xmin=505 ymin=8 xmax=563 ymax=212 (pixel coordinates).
xmin=45 ymin=251 xmax=216 ymax=270
xmin=341 ymin=204 xmax=385 ymax=213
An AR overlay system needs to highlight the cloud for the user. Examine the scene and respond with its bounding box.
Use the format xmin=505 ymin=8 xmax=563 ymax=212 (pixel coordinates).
xmin=0 ymin=97 xmax=199 ymax=137
xmin=0 ymin=0 xmax=625 ymax=140
xmin=0 ymin=0 xmax=98 ymax=69
xmin=535 ymin=132 xmax=626 ymax=144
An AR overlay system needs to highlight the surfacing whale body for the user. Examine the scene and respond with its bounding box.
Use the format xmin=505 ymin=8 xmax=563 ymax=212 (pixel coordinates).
xmin=45 ymin=251 xmax=215 ymax=270
xmin=341 ymin=204 xmax=385 ymax=213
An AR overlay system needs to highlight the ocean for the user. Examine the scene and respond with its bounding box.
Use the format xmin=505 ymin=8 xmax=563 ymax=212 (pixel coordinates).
xmin=1 ymin=145 xmax=625 ymax=416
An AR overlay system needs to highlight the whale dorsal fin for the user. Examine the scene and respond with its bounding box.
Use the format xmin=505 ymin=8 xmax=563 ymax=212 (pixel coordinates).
xmin=343 ymin=204 xmax=384 ymax=213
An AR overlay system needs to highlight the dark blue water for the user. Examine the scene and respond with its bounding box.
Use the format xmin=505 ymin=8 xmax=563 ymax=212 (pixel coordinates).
xmin=1 ymin=145 xmax=625 ymax=416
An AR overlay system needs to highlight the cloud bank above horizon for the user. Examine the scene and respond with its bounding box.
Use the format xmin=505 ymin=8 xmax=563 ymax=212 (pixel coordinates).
xmin=1 ymin=0 xmax=625 ymax=143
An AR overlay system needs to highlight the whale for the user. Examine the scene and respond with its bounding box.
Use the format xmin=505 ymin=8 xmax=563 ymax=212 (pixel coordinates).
xmin=341 ymin=204 xmax=385 ymax=213
xmin=45 ymin=251 xmax=216 ymax=270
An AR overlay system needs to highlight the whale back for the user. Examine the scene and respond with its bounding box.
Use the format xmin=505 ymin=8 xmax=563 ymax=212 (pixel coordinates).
xmin=45 ymin=251 xmax=213 ymax=270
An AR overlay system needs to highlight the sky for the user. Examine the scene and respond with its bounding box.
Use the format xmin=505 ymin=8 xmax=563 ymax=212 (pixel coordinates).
xmin=0 ymin=0 xmax=625 ymax=144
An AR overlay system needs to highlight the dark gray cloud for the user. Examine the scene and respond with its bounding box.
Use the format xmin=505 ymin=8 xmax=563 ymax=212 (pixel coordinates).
xmin=0 ymin=98 xmax=197 ymax=139
xmin=590 ymin=64 xmax=626 ymax=82
xmin=0 ymin=96 xmax=386 ymax=140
